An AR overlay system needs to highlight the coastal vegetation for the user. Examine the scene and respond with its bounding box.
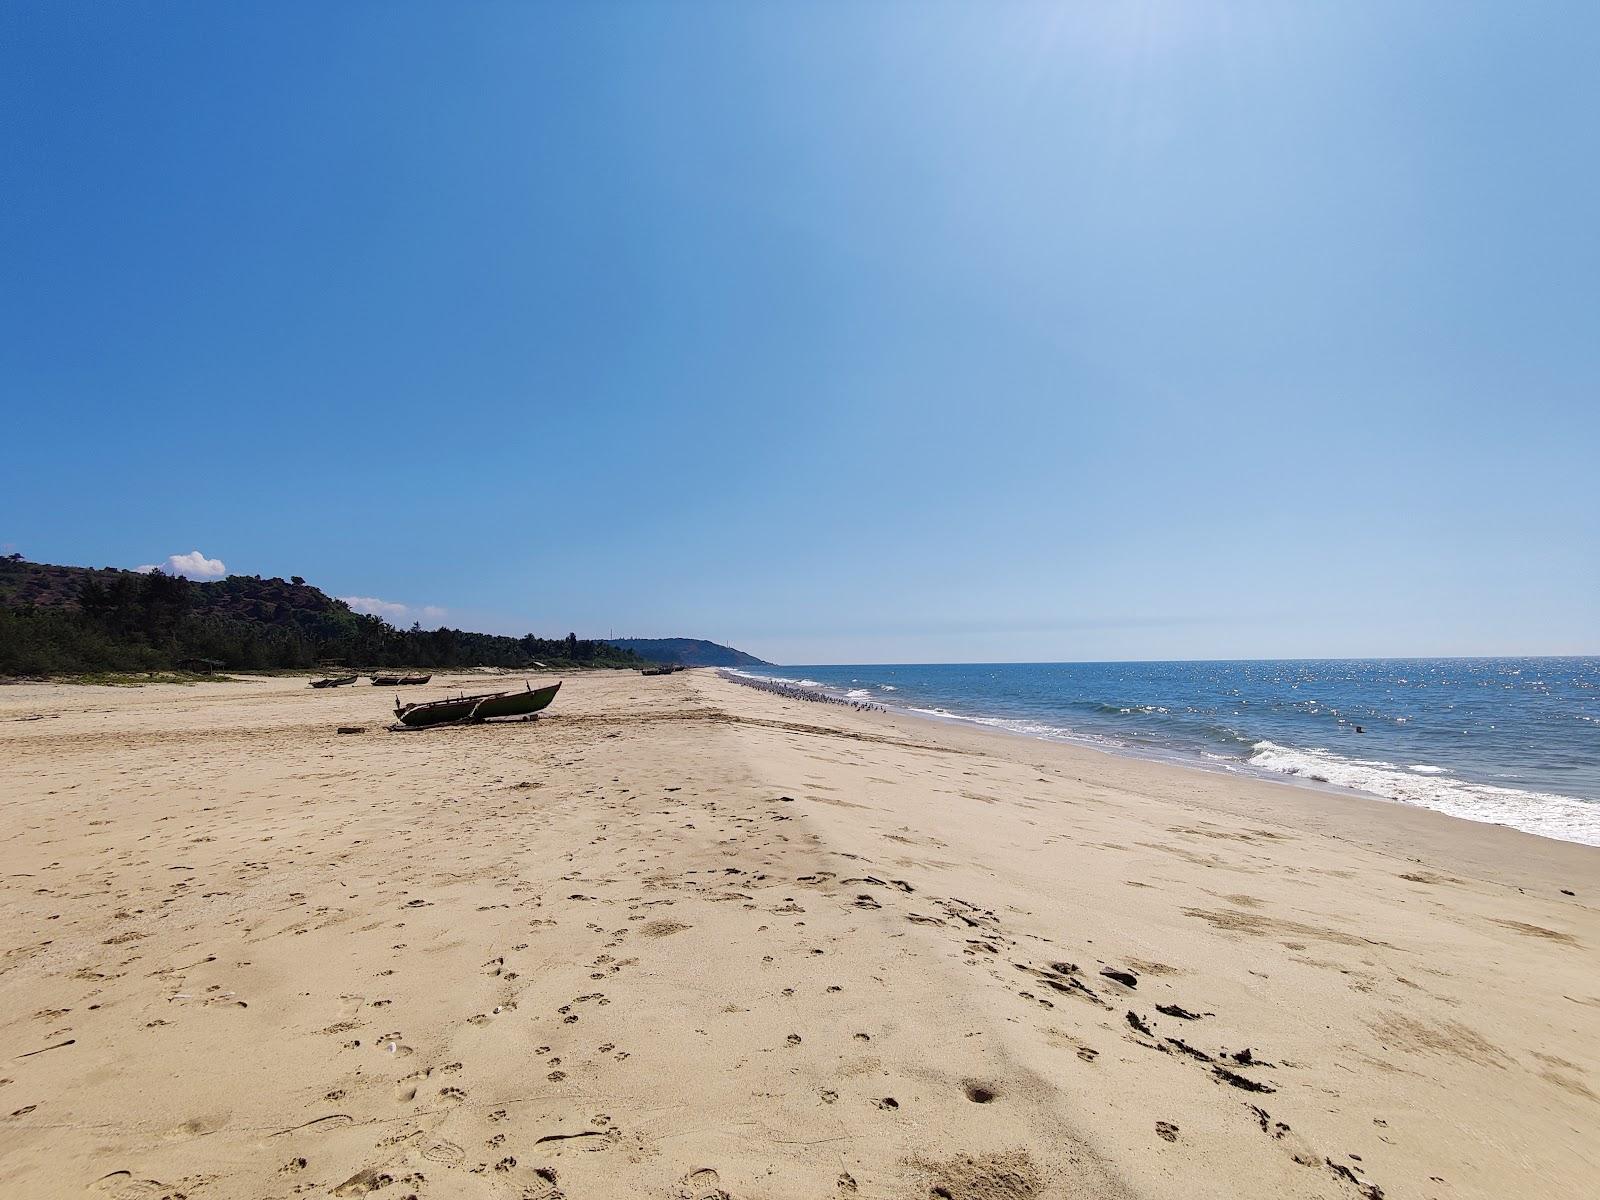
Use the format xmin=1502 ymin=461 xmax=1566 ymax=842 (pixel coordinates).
xmin=0 ymin=555 xmax=649 ymax=676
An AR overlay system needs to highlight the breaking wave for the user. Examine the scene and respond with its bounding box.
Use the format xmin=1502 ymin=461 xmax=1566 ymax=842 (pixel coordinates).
xmin=1247 ymin=741 xmax=1600 ymax=846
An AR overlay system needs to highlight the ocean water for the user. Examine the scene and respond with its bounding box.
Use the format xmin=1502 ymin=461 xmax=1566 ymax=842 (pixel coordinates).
xmin=729 ymin=658 xmax=1600 ymax=846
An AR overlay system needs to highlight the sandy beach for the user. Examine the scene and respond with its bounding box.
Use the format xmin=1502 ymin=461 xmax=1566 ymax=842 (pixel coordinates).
xmin=1 ymin=669 xmax=1595 ymax=1200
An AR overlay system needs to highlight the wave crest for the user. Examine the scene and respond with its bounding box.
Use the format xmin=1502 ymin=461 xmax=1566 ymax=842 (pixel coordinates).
xmin=1247 ymin=741 xmax=1599 ymax=846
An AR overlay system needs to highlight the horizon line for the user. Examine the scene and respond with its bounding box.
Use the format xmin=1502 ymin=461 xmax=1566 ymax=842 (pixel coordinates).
xmin=748 ymin=652 xmax=1598 ymax=668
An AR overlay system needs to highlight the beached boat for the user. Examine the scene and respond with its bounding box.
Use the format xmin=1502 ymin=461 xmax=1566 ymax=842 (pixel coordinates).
xmin=393 ymin=680 xmax=561 ymax=729
xmin=371 ymin=673 xmax=432 ymax=686
xmin=310 ymin=674 xmax=359 ymax=688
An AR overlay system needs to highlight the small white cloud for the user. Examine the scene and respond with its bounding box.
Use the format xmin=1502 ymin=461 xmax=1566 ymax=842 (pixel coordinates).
xmin=137 ymin=550 xmax=226 ymax=579
xmin=341 ymin=595 xmax=412 ymax=620
xmin=340 ymin=596 xmax=447 ymax=626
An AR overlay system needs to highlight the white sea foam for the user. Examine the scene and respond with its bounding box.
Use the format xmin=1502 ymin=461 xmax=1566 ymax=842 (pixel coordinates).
xmin=1247 ymin=741 xmax=1600 ymax=846
xmin=845 ymin=689 xmax=872 ymax=699
xmin=725 ymin=669 xmax=824 ymax=688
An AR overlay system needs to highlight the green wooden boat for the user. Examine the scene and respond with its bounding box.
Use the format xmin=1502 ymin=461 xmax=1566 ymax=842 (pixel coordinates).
xmin=393 ymin=680 xmax=561 ymax=729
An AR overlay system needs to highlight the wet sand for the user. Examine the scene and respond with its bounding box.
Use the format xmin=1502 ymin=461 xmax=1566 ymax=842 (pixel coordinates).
xmin=1 ymin=669 xmax=1595 ymax=1199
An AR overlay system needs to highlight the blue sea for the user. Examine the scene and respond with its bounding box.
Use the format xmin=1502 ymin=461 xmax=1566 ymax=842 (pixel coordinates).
xmin=729 ymin=658 xmax=1600 ymax=846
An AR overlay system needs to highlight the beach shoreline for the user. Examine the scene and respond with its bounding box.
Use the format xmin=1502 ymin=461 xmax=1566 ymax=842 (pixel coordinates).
xmin=717 ymin=662 xmax=1600 ymax=849
xmin=1 ymin=670 xmax=1594 ymax=1199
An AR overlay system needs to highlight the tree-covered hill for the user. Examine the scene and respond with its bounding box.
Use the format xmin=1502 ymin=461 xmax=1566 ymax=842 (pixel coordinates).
xmin=0 ymin=555 xmax=648 ymax=676
xmin=605 ymin=637 xmax=770 ymax=667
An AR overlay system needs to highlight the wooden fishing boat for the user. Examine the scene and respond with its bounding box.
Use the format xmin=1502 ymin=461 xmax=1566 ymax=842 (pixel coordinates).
xmin=393 ymin=680 xmax=561 ymax=729
xmin=371 ymin=673 xmax=431 ymax=686
xmin=310 ymin=674 xmax=359 ymax=688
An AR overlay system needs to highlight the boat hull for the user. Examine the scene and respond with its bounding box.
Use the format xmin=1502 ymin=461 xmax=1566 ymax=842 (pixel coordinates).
xmin=394 ymin=681 xmax=561 ymax=728
xmin=470 ymin=681 xmax=561 ymax=721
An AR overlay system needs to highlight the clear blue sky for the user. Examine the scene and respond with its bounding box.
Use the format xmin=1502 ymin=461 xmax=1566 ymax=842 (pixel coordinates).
xmin=3 ymin=2 xmax=1596 ymax=664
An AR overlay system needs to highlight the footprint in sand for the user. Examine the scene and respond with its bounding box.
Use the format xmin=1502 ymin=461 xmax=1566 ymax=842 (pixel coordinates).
xmin=677 ymin=1166 xmax=729 ymax=1200
xmin=641 ymin=919 xmax=690 ymax=938
xmin=422 ymin=1139 xmax=465 ymax=1166
xmin=331 ymin=1167 xmax=394 ymax=1196
xmin=164 ymin=1112 xmax=230 ymax=1139
xmin=395 ymin=1076 xmax=422 ymax=1102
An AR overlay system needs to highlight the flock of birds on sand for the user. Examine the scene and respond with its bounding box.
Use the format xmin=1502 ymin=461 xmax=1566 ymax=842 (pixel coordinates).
xmin=720 ymin=670 xmax=887 ymax=713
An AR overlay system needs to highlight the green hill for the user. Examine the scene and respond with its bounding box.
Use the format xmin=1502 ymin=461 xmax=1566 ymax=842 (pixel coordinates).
xmin=0 ymin=555 xmax=647 ymax=676
xmin=605 ymin=637 xmax=770 ymax=668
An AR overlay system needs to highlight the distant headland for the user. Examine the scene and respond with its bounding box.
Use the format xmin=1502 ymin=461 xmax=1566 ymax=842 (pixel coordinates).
xmin=603 ymin=638 xmax=770 ymax=669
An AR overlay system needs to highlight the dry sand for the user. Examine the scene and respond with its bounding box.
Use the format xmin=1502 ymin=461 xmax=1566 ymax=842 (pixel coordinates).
xmin=0 ymin=669 xmax=1595 ymax=1200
